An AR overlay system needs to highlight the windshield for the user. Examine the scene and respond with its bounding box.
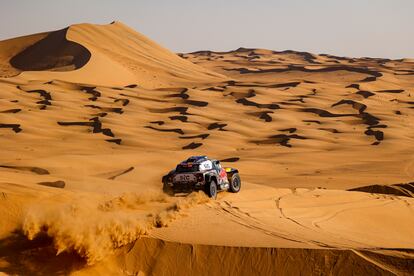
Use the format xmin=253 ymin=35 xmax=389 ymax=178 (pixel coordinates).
xmin=176 ymin=164 xmax=199 ymax=173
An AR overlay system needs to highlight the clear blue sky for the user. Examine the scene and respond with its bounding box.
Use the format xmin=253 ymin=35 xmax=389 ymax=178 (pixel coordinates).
xmin=1 ymin=0 xmax=413 ymax=58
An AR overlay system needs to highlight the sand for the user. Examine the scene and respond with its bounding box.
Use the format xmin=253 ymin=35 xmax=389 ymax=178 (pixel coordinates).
xmin=0 ymin=22 xmax=413 ymax=275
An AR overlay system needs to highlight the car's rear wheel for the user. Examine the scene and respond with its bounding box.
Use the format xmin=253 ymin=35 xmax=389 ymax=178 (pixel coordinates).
xmin=229 ymin=173 xmax=241 ymax=193
xmin=162 ymin=179 xmax=174 ymax=196
xmin=205 ymin=180 xmax=217 ymax=199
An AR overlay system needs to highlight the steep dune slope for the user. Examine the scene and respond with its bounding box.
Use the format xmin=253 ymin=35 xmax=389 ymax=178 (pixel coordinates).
xmin=9 ymin=28 xmax=91 ymax=72
xmin=0 ymin=32 xmax=48 ymax=77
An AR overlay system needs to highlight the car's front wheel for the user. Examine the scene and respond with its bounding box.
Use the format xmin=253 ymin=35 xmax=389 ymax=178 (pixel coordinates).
xmin=229 ymin=173 xmax=241 ymax=193
xmin=205 ymin=180 xmax=217 ymax=199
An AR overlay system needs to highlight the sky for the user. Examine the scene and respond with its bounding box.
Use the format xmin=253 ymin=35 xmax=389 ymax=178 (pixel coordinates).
xmin=0 ymin=0 xmax=413 ymax=59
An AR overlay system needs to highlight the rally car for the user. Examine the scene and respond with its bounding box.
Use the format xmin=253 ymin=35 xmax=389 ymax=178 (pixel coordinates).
xmin=162 ymin=156 xmax=241 ymax=198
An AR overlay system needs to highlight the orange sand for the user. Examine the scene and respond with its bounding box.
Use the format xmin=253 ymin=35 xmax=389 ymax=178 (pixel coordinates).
xmin=0 ymin=22 xmax=413 ymax=275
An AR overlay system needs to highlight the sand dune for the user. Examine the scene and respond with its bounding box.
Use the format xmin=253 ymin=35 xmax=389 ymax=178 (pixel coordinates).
xmin=0 ymin=22 xmax=414 ymax=275
xmin=0 ymin=22 xmax=225 ymax=87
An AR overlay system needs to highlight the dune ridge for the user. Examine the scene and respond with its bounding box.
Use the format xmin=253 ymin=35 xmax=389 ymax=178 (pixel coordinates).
xmin=82 ymin=238 xmax=414 ymax=276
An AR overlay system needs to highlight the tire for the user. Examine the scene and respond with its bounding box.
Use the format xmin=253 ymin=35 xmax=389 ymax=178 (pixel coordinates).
xmin=163 ymin=180 xmax=174 ymax=196
xmin=204 ymin=180 xmax=217 ymax=199
xmin=229 ymin=173 xmax=241 ymax=193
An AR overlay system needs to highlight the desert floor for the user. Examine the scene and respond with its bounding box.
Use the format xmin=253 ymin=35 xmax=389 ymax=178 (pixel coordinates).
xmin=0 ymin=22 xmax=414 ymax=275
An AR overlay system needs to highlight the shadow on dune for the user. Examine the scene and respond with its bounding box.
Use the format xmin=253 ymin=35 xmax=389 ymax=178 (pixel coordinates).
xmin=0 ymin=232 xmax=85 ymax=275
xmin=0 ymin=124 xmax=22 ymax=133
xmin=300 ymin=99 xmax=386 ymax=145
xmin=16 ymin=86 xmax=52 ymax=109
xmin=145 ymin=126 xmax=184 ymax=135
xmin=252 ymin=134 xmax=307 ymax=148
xmin=0 ymin=109 xmax=21 ymax=114
xmin=182 ymin=142 xmax=203 ymax=150
xmin=247 ymin=111 xmax=274 ymax=122
xmin=10 ymin=28 xmax=91 ymax=72
xmin=0 ymin=165 xmax=49 ymax=175
xmin=349 ymin=182 xmax=414 ymax=198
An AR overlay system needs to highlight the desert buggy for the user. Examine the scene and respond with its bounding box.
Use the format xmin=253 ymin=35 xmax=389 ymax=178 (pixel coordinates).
xmin=162 ymin=156 xmax=241 ymax=198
